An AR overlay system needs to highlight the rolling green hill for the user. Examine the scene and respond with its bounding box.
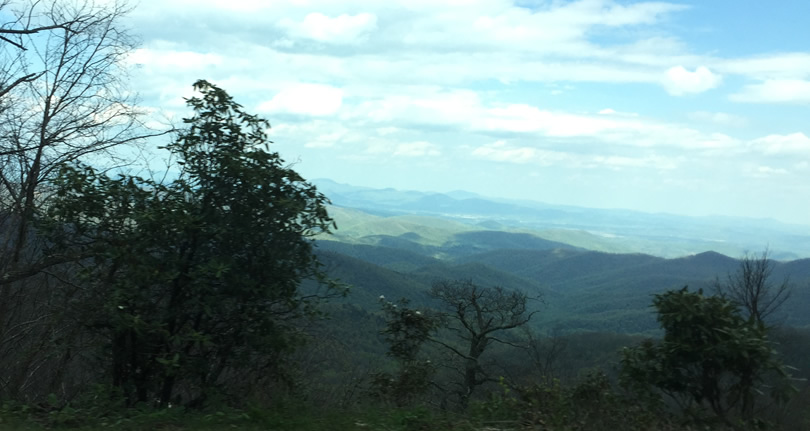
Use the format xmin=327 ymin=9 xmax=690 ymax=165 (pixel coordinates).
xmin=308 ymin=180 xmax=810 ymax=334
xmin=314 ymin=179 xmax=810 ymax=259
xmin=314 ymin=240 xmax=810 ymax=335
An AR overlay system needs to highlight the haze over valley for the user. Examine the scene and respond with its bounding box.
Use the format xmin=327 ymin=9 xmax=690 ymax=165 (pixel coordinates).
xmin=309 ymin=179 xmax=810 ymax=335
xmin=314 ymin=178 xmax=810 ymax=260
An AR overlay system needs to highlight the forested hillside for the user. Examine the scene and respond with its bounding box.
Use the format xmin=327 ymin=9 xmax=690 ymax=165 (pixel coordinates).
xmin=314 ymin=228 xmax=810 ymax=333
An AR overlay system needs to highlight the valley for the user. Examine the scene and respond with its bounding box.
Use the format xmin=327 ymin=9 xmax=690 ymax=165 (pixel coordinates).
xmin=313 ymin=179 xmax=810 ymax=334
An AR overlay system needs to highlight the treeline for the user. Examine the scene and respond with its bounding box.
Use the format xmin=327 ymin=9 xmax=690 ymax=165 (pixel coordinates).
xmin=335 ymin=263 xmax=803 ymax=429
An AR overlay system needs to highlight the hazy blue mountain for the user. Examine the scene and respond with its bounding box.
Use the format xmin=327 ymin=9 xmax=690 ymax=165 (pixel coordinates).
xmin=313 ymin=178 xmax=810 ymax=259
xmin=310 ymin=178 xmax=810 ymax=334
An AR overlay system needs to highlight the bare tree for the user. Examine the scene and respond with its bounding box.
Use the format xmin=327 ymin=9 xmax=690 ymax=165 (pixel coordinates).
xmin=429 ymin=279 xmax=540 ymax=407
xmin=0 ymin=0 xmax=122 ymax=114
xmin=714 ymin=249 xmax=791 ymax=326
xmin=0 ymin=0 xmax=154 ymax=402
xmin=0 ymin=0 xmax=90 ymax=100
xmin=525 ymin=326 xmax=568 ymax=380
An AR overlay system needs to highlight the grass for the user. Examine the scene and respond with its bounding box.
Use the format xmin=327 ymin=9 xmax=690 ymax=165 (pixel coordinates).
xmin=0 ymin=403 xmax=471 ymax=431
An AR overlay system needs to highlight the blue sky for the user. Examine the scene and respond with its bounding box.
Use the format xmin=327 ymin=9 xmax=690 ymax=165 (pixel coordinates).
xmin=124 ymin=0 xmax=810 ymax=225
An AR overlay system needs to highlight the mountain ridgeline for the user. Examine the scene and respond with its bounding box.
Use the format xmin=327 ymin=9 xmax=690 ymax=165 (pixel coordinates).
xmin=314 ymin=178 xmax=810 ymax=260
xmin=313 ymin=179 xmax=810 ymax=334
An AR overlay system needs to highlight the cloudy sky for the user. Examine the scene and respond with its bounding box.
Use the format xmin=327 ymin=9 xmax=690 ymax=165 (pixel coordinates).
xmin=123 ymin=0 xmax=810 ymax=225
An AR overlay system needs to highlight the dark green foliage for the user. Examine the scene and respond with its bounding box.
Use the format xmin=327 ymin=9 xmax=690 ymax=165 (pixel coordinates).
xmin=39 ymin=80 xmax=339 ymax=407
xmin=470 ymin=372 xmax=669 ymax=431
xmin=379 ymin=298 xmax=438 ymax=363
xmin=620 ymin=287 xmax=791 ymax=426
xmin=373 ymin=298 xmax=439 ymax=406
xmin=315 ymin=233 xmax=810 ymax=334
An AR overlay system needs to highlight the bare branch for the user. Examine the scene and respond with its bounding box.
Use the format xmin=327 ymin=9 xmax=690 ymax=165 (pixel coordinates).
xmin=0 ymin=72 xmax=44 ymax=100
xmin=0 ymin=22 xmax=78 ymax=36
xmin=429 ymin=279 xmax=541 ymax=407
xmin=714 ymin=248 xmax=791 ymax=326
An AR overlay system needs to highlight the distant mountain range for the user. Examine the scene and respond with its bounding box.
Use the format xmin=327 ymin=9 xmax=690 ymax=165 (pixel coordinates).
xmin=312 ymin=178 xmax=810 ymax=260
xmin=306 ymin=179 xmax=810 ymax=334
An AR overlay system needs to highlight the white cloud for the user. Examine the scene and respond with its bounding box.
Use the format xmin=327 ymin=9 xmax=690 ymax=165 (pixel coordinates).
xmin=344 ymin=87 xmax=747 ymax=155
xmin=593 ymin=154 xmax=679 ymax=170
xmin=688 ymin=111 xmax=747 ymax=127
xmin=717 ymin=53 xmax=810 ymax=80
xmin=117 ymin=0 xmax=810 ymax=224
xmin=210 ymin=0 xmax=269 ymax=12
xmin=753 ymin=166 xmax=788 ymax=177
xmin=471 ymin=141 xmax=682 ymax=171
xmin=662 ymin=66 xmax=722 ymax=96
xmin=394 ymin=141 xmax=441 ymax=157
xmin=730 ymin=79 xmax=810 ymax=104
xmin=257 ymin=83 xmax=343 ymax=116
xmin=598 ymin=108 xmax=639 ymax=117
xmin=482 ymin=104 xmax=624 ymax=136
xmin=471 ymin=141 xmax=540 ymax=164
xmin=750 ymin=133 xmax=810 ymax=155
xmin=127 ymin=48 xmax=223 ymax=69
xmin=347 ymin=88 xmax=483 ymax=125
xmin=278 ymin=12 xmax=377 ymax=44
xmin=304 ymin=131 xmax=345 ymax=148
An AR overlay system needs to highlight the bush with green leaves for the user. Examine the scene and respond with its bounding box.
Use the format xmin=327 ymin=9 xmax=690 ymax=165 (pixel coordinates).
xmin=469 ymin=372 xmax=666 ymax=431
xmin=373 ymin=297 xmax=439 ymax=406
xmin=39 ymin=80 xmax=341 ymax=407
xmin=620 ymin=287 xmax=792 ymax=427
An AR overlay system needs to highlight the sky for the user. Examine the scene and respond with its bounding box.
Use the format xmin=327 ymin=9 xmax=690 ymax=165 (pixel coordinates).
xmin=121 ymin=0 xmax=810 ymax=225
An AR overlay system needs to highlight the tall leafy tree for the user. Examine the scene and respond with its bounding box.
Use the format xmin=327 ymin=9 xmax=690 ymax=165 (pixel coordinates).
xmin=374 ymin=297 xmax=440 ymax=406
xmin=41 ymin=80 xmax=340 ymax=406
xmin=620 ymin=287 xmax=791 ymax=426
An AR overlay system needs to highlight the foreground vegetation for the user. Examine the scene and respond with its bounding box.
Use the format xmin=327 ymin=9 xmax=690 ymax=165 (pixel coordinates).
xmin=2 ymin=374 xmax=808 ymax=431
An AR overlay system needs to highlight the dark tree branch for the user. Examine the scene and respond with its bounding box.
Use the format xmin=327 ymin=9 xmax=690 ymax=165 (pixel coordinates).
xmin=0 ymin=22 xmax=77 ymax=36
xmin=0 ymin=72 xmax=44 ymax=100
xmin=0 ymin=252 xmax=87 ymax=286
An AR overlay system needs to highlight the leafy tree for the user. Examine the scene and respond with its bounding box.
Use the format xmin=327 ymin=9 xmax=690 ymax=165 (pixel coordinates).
xmin=620 ymin=287 xmax=790 ymax=426
xmin=373 ymin=296 xmax=439 ymax=406
xmin=40 ymin=80 xmax=341 ymax=406
xmin=429 ymin=280 xmax=539 ymax=408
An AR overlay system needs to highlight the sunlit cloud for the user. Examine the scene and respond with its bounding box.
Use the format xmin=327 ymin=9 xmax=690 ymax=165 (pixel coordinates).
xmin=394 ymin=141 xmax=441 ymax=157
xmin=750 ymin=133 xmax=810 ymax=155
xmin=687 ymin=111 xmax=747 ymax=127
xmin=120 ymin=0 xmax=810 ymax=224
xmin=126 ymin=48 xmax=223 ymax=69
xmin=730 ymin=79 xmax=810 ymax=104
xmin=278 ymin=12 xmax=377 ymax=44
xmin=257 ymin=83 xmax=344 ymax=116
xmin=662 ymin=66 xmax=722 ymax=96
